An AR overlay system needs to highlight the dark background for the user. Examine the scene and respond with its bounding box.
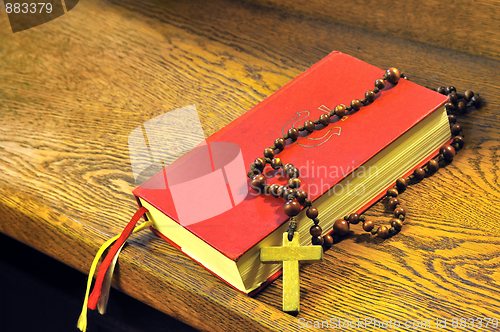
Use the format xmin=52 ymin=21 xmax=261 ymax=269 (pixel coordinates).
xmin=0 ymin=232 xmax=199 ymax=332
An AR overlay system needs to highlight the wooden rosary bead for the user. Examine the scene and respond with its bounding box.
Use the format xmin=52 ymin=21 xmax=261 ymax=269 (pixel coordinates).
xmin=375 ymin=79 xmax=386 ymax=90
xmin=457 ymin=100 xmax=467 ymax=114
xmin=351 ymin=99 xmax=362 ymax=111
xmin=391 ymin=218 xmax=403 ymax=231
xmin=274 ymin=137 xmax=286 ymax=150
xmin=319 ymin=114 xmax=330 ymax=126
xmin=387 ymin=188 xmax=398 ymax=197
xmin=264 ymin=147 xmax=275 ymax=159
xmin=294 ymin=167 xmax=301 ymax=177
xmin=471 ymin=95 xmax=482 ymax=108
xmin=296 ymin=190 xmax=308 ymax=204
xmin=463 ymin=90 xmax=474 ymax=102
xmin=396 ymin=177 xmax=407 ymax=191
xmin=269 ymin=184 xmax=280 ymax=197
xmin=377 ymin=226 xmax=389 ymax=238
xmin=414 ymin=167 xmax=426 ymax=180
xmin=386 ymin=68 xmax=401 ymax=84
xmin=304 ymin=120 xmax=315 ymax=133
xmin=445 ymin=102 xmax=455 ymax=112
xmin=276 ymin=185 xmax=286 ymax=198
xmin=440 ymin=144 xmax=456 ymax=161
xmin=348 ymin=213 xmax=360 ymax=224
xmin=363 ymin=220 xmax=375 ymax=232
xmin=334 ymin=104 xmax=346 ymax=118
xmin=250 ymin=174 xmax=267 ymax=190
xmin=310 ymin=225 xmax=322 ymax=237
xmin=306 ymin=207 xmax=319 ymax=219
xmin=365 ymin=90 xmax=376 ymax=102
xmin=333 ymin=219 xmax=350 ymax=236
xmin=322 ymin=234 xmax=334 ymax=249
xmin=287 ymin=167 xmax=299 ymax=178
xmin=445 ymin=86 xmax=456 ymax=94
xmin=448 ymin=92 xmax=458 ymax=105
xmin=283 ymin=163 xmax=294 ymax=172
xmin=288 ymin=178 xmax=301 ymax=189
xmin=283 ymin=188 xmax=296 ymax=199
xmin=284 ymin=200 xmax=301 ymax=217
xmin=394 ymin=207 xmax=406 ymax=218
xmin=437 ymin=86 xmax=445 ymax=94
xmin=453 ymin=136 xmax=465 ymax=149
xmin=448 ymin=114 xmax=457 ymax=124
xmin=288 ymin=127 xmax=299 ymax=140
xmin=254 ymin=158 xmax=266 ymax=171
xmin=388 ymin=197 xmax=401 ymax=210
xmin=451 ymin=123 xmax=462 ymax=136
xmin=271 ymin=157 xmax=282 ymax=169
xmin=427 ymin=159 xmax=439 ymax=172
xmin=311 ymin=236 xmax=324 ymax=246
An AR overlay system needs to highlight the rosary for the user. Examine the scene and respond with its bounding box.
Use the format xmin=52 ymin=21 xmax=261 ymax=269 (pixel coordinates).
xmin=249 ymin=68 xmax=482 ymax=313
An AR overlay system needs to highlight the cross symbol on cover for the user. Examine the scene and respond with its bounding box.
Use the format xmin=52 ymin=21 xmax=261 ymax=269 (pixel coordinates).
xmin=260 ymin=232 xmax=323 ymax=314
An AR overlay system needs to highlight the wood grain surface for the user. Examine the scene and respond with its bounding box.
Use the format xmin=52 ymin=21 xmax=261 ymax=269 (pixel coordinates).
xmin=1 ymin=0 xmax=499 ymax=331
xmin=243 ymin=0 xmax=500 ymax=62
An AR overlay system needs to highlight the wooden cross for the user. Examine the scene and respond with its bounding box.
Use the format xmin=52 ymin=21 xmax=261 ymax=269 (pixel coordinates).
xmin=260 ymin=232 xmax=323 ymax=314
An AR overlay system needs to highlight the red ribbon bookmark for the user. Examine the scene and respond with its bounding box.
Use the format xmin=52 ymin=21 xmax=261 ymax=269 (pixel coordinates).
xmin=87 ymin=206 xmax=148 ymax=309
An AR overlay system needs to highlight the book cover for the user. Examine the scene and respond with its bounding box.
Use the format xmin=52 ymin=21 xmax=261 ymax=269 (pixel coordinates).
xmin=133 ymin=51 xmax=448 ymax=263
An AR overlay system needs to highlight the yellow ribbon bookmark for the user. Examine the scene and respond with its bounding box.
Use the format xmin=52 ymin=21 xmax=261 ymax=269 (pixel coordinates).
xmin=77 ymin=220 xmax=152 ymax=332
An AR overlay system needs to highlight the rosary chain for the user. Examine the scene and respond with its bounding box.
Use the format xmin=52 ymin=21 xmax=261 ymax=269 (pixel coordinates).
xmin=247 ymin=68 xmax=482 ymax=251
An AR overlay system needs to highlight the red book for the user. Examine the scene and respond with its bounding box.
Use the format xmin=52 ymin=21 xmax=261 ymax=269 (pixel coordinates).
xmin=133 ymin=51 xmax=449 ymax=295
